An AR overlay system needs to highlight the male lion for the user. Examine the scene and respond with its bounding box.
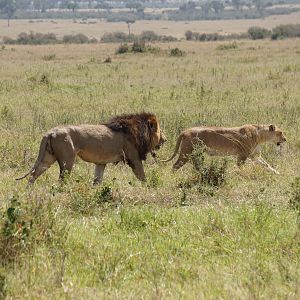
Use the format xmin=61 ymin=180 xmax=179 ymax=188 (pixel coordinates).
xmin=16 ymin=113 xmax=166 ymax=184
xmin=161 ymin=124 xmax=286 ymax=174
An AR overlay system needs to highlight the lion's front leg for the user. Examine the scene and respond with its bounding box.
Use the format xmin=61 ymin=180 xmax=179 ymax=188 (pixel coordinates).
xmin=93 ymin=164 xmax=106 ymax=185
xmin=130 ymin=160 xmax=146 ymax=182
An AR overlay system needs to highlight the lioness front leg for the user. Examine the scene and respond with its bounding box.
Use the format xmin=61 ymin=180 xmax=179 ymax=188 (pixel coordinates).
xmin=93 ymin=164 xmax=106 ymax=185
xmin=251 ymin=157 xmax=280 ymax=175
xmin=130 ymin=160 xmax=146 ymax=182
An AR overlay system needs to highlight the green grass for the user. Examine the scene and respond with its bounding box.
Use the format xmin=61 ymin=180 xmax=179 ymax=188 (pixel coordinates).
xmin=0 ymin=39 xmax=300 ymax=299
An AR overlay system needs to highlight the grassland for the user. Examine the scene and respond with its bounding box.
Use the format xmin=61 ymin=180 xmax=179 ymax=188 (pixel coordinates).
xmin=1 ymin=11 xmax=300 ymax=40
xmin=0 ymin=39 xmax=300 ymax=299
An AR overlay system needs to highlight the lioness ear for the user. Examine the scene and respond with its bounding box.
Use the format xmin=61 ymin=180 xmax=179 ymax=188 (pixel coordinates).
xmin=269 ymin=124 xmax=276 ymax=131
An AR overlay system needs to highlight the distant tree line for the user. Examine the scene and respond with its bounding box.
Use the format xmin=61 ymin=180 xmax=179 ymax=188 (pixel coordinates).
xmin=185 ymin=24 xmax=300 ymax=40
xmin=0 ymin=0 xmax=299 ymax=25
xmin=2 ymin=23 xmax=299 ymax=45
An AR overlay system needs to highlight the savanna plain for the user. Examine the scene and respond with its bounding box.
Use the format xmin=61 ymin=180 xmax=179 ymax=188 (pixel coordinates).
xmin=0 ymin=39 xmax=300 ymax=299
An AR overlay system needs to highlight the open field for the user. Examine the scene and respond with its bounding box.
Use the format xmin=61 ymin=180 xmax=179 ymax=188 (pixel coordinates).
xmin=0 ymin=39 xmax=300 ymax=298
xmin=1 ymin=11 xmax=300 ymax=40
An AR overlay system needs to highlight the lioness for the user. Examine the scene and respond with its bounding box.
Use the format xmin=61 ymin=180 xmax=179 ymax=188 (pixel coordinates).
xmin=17 ymin=113 xmax=166 ymax=184
xmin=161 ymin=124 xmax=286 ymax=174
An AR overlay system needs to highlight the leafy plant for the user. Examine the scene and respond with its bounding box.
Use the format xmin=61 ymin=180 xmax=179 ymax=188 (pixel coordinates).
xmin=289 ymin=177 xmax=300 ymax=216
xmin=170 ymin=47 xmax=185 ymax=57
xmin=181 ymin=142 xmax=228 ymax=195
xmin=216 ymin=41 xmax=238 ymax=50
xmin=0 ymin=196 xmax=31 ymax=263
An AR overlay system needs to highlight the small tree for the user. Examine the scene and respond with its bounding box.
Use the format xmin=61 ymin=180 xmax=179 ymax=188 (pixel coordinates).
xmin=211 ymin=0 xmax=224 ymax=13
xmin=126 ymin=20 xmax=135 ymax=37
xmin=201 ymin=2 xmax=211 ymax=16
xmin=67 ymin=1 xmax=78 ymax=13
xmin=0 ymin=0 xmax=16 ymax=27
xmin=179 ymin=1 xmax=197 ymax=11
xmin=125 ymin=1 xmax=142 ymax=12
xmin=232 ymin=0 xmax=241 ymax=10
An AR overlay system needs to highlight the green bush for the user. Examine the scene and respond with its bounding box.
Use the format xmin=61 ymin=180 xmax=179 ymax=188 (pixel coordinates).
xmin=216 ymin=41 xmax=238 ymax=50
xmin=0 ymin=196 xmax=31 ymax=263
xmin=116 ymin=43 xmax=130 ymax=54
xmin=62 ymin=33 xmax=94 ymax=44
xmin=248 ymin=26 xmax=271 ymax=40
xmin=69 ymin=182 xmax=116 ymax=215
xmin=16 ymin=31 xmax=58 ymax=45
xmin=2 ymin=32 xmax=97 ymax=45
xmin=115 ymin=41 xmax=160 ymax=55
xmin=132 ymin=40 xmax=146 ymax=53
xmin=271 ymin=24 xmax=300 ymax=40
xmin=180 ymin=142 xmax=228 ymax=196
xmin=101 ymin=32 xmax=133 ymax=43
xmin=42 ymin=54 xmax=56 ymax=61
xmin=170 ymin=47 xmax=185 ymax=57
xmin=101 ymin=31 xmax=177 ymax=43
xmin=289 ymin=177 xmax=300 ymax=216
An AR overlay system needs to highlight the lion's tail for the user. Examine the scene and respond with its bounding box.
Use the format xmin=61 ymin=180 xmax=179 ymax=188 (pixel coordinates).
xmin=160 ymin=133 xmax=183 ymax=163
xmin=16 ymin=133 xmax=51 ymax=181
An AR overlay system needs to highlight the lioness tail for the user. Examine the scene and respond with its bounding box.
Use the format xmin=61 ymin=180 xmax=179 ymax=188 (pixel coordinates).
xmin=160 ymin=133 xmax=183 ymax=163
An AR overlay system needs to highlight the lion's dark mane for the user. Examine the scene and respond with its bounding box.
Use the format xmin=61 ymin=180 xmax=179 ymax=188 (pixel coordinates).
xmin=105 ymin=112 xmax=157 ymax=161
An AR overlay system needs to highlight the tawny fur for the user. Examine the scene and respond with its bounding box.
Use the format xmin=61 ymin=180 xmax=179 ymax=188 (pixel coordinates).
xmin=162 ymin=124 xmax=286 ymax=174
xmin=16 ymin=113 xmax=166 ymax=185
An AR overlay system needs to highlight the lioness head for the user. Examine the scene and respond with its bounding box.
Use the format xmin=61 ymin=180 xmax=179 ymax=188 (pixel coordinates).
xmin=147 ymin=116 xmax=167 ymax=150
xmin=267 ymin=124 xmax=287 ymax=146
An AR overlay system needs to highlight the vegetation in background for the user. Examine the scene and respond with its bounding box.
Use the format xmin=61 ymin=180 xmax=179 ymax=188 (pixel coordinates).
xmin=1 ymin=0 xmax=300 ymax=22
xmin=0 ymin=38 xmax=300 ymax=298
xmin=2 ymin=23 xmax=300 ymax=45
xmin=185 ymin=23 xmax=300 ymax=41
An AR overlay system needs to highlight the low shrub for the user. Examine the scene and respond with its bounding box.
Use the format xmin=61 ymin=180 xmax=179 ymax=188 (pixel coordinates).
xmin=115 ymin=41 xmax=159 ymax=54
xmin=185 ymin=30 xmax=248 ymax=41
xmin=132 ymin=40 xmax=146 ymax=53
xmin=271 ymin=24 xmax=300 ymax=40
xmin=180 ymin=142 xmax=228 ymax=196
xmin=69 ymin=182 xmax=116 ymax=215
xmin=62 ymin=33 xmax=96 ymax=44
xmin=2 ymin=32 xmax=97 ymax=45
xmin=170 ymin=47 xmax=185 ymax=57
xmin=42 ymin=54 xmax=56 ymax=61
xmin=101 ymin=32 xmax=132 ymax=43
xmin=116 ymin=43 xmax=130 ymax=54
xmin=216 ymin=41 xmax=238 ymax=50
xmin=248 ymin=26 xmax=271 ymax=40
xmin=289 ymin=177 xmax=300 ymax=217
xmin=101 ymin=31 xmax=177 ymax=43
xmin=16 ymin=31 xmax=58 ymax=45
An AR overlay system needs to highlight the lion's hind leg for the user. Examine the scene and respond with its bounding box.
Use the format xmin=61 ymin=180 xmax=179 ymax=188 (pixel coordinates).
xmin=93 ymin=164 xmax=106 ymax=185
xmin=57 ymin=155 xmax=76 ymax=182
xmin=51 ymin=136 xmax=76 ymax=182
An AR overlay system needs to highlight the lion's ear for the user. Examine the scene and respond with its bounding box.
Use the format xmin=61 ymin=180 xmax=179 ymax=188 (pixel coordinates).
xmin=147 ymin=119 xmax=157 ymax=132
xmin=269 ymin=124 xmax=276 ymax=131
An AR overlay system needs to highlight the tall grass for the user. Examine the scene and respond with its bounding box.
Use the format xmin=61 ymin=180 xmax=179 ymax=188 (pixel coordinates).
xmin=0 ymin=39 xmax=300 ymax=298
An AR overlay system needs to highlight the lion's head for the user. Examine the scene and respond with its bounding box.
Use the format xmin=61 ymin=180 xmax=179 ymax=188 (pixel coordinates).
xmin=105 ymin=112 xmax=166 ymax=160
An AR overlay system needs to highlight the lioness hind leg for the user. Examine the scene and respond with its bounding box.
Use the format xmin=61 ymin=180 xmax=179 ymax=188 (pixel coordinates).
xmin=29 ymin=152 xmax=56 ymax=184
xmin=172 ymin=155 xmax=188 ymax=171
xmin=237 ymin=155 xmax=247 ymax=167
